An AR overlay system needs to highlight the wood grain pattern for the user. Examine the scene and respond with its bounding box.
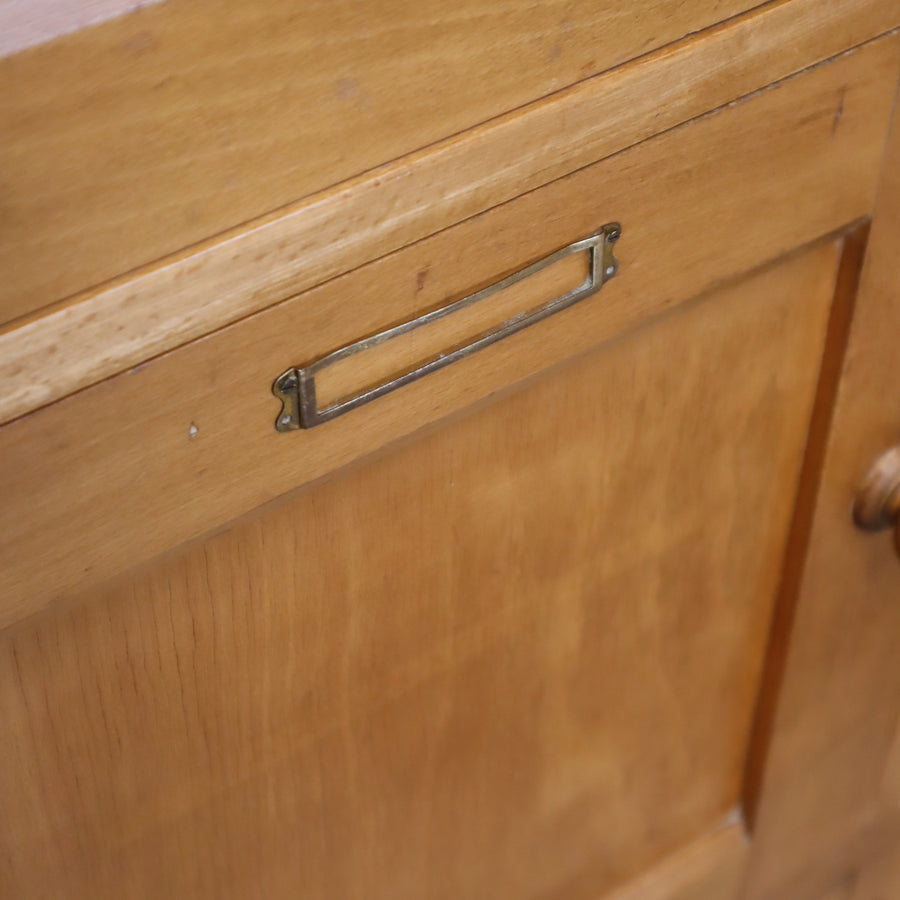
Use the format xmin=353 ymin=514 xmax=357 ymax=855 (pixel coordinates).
xmin=1 ymin=8 xmax=898 ymax=425
xmin=0 ymin=43 xmax=889 ymax=631
xmin=0 ymin=0 xmax=761 ymax=323
xmin=0 ymin=245 xmax=835 ymax=898
xmin=832 ymin=672 xmax=900 ymax=899
xmin=742 ymin=88 xmax=900 ymax=900
xmin=602 ymin=819 xmax=748 ymax=900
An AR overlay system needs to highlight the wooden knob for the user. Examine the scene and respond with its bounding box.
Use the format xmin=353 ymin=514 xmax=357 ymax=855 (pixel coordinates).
xmin=853 ymin=445 xmax=900 ymax=556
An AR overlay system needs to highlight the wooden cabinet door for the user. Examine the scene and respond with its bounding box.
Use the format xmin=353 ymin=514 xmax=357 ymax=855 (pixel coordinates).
xmin=741 ymin=97 xmax=900 ymax=900
xmin=0 ymin=237 xmax=848 ymax=899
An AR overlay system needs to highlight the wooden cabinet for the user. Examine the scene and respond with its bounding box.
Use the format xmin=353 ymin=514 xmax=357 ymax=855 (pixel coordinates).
xmin=0 ymin=242 xmax=842 ymax=897
xmin=0 ymin=3 xmax=899 ymax=898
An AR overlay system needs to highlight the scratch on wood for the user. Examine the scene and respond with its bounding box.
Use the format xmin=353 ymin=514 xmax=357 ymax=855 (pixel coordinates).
xmin=832 ymin=86 xmax=847 ymax=137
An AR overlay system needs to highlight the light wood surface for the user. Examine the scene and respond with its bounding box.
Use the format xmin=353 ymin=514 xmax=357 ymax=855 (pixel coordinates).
xmin=0 ymin=42 xmax=889 ymax=630
xmin=2 ymin=11 xmax=898 ymax=425
xmin=0 ymin=0 xmax=761 ymax=323
xmin=835 ymin=670 xmax=900 ymax=898
xmin=601 ymin=819 xmax=748 ymax=900
xmin=741 ymin=92 xmax=900 ymax=900
xmin=0 ymin=244 xmax=835 ymax=898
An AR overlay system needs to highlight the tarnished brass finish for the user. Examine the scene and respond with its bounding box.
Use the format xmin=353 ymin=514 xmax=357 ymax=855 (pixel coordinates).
xmin=273 ymin=223 xmax=621 ymax=431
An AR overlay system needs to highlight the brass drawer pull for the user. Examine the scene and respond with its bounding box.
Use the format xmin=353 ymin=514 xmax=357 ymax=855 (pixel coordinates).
xmin=273 ymin=223 xmax=621 ymax=431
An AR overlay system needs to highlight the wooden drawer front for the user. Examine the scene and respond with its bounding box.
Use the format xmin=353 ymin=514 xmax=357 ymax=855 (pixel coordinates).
xmin=0 ymin=0 xmax=770 ymax=321
xmin=4 ymin=0 xmax=897 ymax=422
xmin=1 ymin=34 xmax=897 ymax=631
xmin=0 ymin=239 xmax=838 ymax=898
